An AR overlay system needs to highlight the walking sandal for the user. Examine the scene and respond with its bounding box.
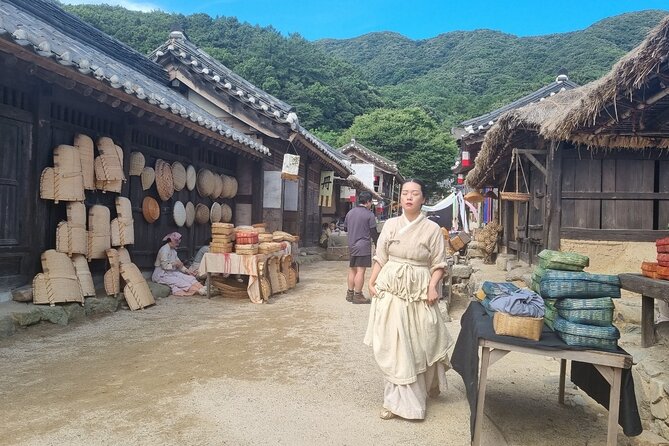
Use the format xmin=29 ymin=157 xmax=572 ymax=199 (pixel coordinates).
xmin=379 ymin=409 xmax=396 ymax=420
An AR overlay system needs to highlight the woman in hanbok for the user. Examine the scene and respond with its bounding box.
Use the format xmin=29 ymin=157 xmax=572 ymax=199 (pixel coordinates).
xmin=152 ymin=232 xmax=206 ymax=296
xmin=365 ymin=179 xmax=453 ymax=420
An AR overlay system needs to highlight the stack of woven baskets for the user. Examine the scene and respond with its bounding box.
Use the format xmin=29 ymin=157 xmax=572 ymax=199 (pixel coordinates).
xmin=641 ymin=236 xmax=669 ymax=280
xmin=533 ymin=249 xmax=621 ymax=350
xmin=211 ymin=223 xmax=234 ymax=253
xmin=235 ymin=229 xmax=259 ymax=255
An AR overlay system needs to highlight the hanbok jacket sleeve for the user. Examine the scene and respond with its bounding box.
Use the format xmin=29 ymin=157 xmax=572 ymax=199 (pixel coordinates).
xmin=373 ymin=221 xmax=391 ymax=267
xmin=429 ymin=227 xmax=447 ymax=274
xmin=157 ymin=244 xmax=176 ymax=270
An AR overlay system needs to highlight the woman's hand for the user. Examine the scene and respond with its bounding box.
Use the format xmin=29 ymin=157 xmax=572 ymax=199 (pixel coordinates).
xmin=174 ymin=260 xmax=183 ymax=269
xmin=368 ymin=281 xmax=377 ymax=298
xmin=427 ymin=286 xmax=439 ymax=305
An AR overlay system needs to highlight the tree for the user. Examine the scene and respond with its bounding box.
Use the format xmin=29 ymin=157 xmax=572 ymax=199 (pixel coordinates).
xmin=337 ymin=108 xmax=457 ymax=196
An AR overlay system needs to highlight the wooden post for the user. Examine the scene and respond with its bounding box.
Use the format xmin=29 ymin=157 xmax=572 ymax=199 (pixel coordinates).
xmin=472 ymin=346 xmax=492 ymax=446
xmin=558 ymin=359 xmax=567 ymax=404
xmin=546 ymin=141 xmax=563 ymax=250
xmin=642 ymin=295 xmax=656 ymax=347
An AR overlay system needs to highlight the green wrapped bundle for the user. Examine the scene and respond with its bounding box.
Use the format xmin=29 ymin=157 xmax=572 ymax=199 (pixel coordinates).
xmin=554 ymin=316 xmax=619 ymax=350
xmin=538 ymin=249 xmax=589 ymax=271
xmin=544 ymin=299 xmax=557 ymax=330
xmin=556 ymin=297 xmax=614 ymax=327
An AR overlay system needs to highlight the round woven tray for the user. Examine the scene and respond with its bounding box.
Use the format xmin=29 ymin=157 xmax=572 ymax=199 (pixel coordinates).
xmin=499 ymin=191 xmax=530 ymax=202
xmin=141 ymin=167 xmax=155 ymax=191
xmin=155 ymin=159 xmax=174 ymax=201
xmin=221 ymin=175 xmax=235 ymax=198
xmin=186 ymin=165 xmax=196 ymax=191
xmin=129 ymin=152 xmax=145 ymax=176
xmin=196 ymin=169 xmax=215 ymax=198
xmin=212 ymin=174 xmax=224 ymax=199
xmin=221 ymin=203 xmax=232 ymax=223
xmin=195 ymin=203 xmax=210 ymax=225
xmin=185 ymin=201 xmax=195 ymax=228
xmin=171 ymin=161 xmax=187 ymax=191
xmin=210 ymin=202 xmax=222 ymax=223
xmin=173 ymin=201 xmax=186 ymax=227
xmin=142 ymin=196 xmax=160 ymax=223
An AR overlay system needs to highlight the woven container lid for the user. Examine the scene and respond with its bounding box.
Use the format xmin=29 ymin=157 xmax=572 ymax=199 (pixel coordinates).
xmin=195 ymin=203 xmax=210 ymax=225
xmin=74 ymin=134 xmax=95 ymax=190
xmin=186 ymin=165 xmax=196 ymax=191
xmin=185 ymin=201 xmax=195 ymax=228
xmin=196 ymin=169 xmax=215 ymax=198
xmin=171 ymin=161 xmax=187 ymax=191
xmin=212 ymin=174 xmax=224 ymax=199
xmin=115 ymin=196 xmax=132 ymax=219
xmin=221 ymin=203 xmax=232 ymax=223
xmin=141 ymin=167 xmax=155 ymax=191
xmin=155 ymin=159 xmax=174 ymax=201
xmin=173 ymin=201 xmax=186 ymax=227
xmin=142 ymin=196 xmax=160 ymax=223
xmin=129 ymin=152 xmax=145 ymax=176
xmin=210 ymin=202 xmax=222 ymax=223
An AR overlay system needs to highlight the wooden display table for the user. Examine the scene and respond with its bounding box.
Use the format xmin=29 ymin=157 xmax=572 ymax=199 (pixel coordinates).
xmin=618 ymin=273 xmax=669 ymax=347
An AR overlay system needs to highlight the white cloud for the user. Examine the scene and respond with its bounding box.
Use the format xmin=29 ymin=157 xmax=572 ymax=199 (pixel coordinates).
xmin=60 ymin=0 xmax=165 ymax=13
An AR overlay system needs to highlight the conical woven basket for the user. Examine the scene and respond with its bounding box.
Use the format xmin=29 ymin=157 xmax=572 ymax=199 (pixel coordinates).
xmin=104 ymin=267 xmax=120 ymax=295
xmin=141 ymin=167 xmax=155 ymax=191
xmin=220 ymin=203 xmax=232 ymax=223
xmin=171 ymin=161 xmax=186 ymax=191
xmin=53 ymin=145 xmax=85 ymax=202
xmin=186 ymin=165 xmax=196 ymax=191
xmin=185 ymin=201 xmax=195 ymax=228
xmin=129 ymin=151 xmax=145 ymax=176
xmin=106 ymin=248 xmax=120 ymax=269
xmin=267 ymin=256 xmax=288 ymax=293
xmin=117 ymin=247 xmax=132 ymax=264
xmin=94 ymin=139 xmax=125 ymax=182
xmin=173 ymin=201 xmax=186 ymax=227
xmin=56 ymin=221 xmax=88 ymax=256
xmin=39 ymin=167 xmax=56 ymax=201
xmin=87 ymin=205 xmax=111 ymax=260
xmin=210 ymin=202 xmax=222 ymax=223
xmin=120 ymin=263 xmax=155 ymax=310
xmin=115 ymin=197 xmax=133 ymax=219
xmin=111 ymin=217 xmax=134 ymax=247
xmin=74 ymin=134 xmax=95 ymax=190
xmin=196 ymin=169 xmax=215 ymax=198
xmin=212 ymin=174 xmax=224 ymax=199
xmin=195 ymin=203 xmax=210 ymax=225
xmin=155 ymin=159 xmax=174 ymax=201
xmin=66 ymin=202 xmax=87 ymax=226
xmin=72 ymin=253 xmax=95 ymax=297
xmin=33 ymin=250 xmax=84 ymax=305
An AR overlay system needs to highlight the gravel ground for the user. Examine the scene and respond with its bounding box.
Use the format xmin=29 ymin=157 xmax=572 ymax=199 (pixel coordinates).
xmin=0 ymin=260 xmax=632 ymax=445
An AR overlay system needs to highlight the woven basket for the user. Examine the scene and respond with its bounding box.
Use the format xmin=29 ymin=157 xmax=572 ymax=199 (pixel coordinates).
xmin=210 ymin=243 xmax=233 ymax=254
xmin=171 ymin=161 xmax=187 ymax=191
xmin=53 ymin=145 xmax=86 ymax=201
xmin=142 ymin=196 xmax=160 ymax=224
xmin=67 ymin=202 xmax=87 ymax=226
xmin=141 ymin=167 xmax=155 ymax=191
xmin=72 ymin=253 xmax=95 ymax=297
xmin=220 ymin=203 xmax=232 ymax=223
xmin=656 ymin=237 xmax=669 ymax=247
xmin=33 ymin=250 xmax=84 ymax=305
xmin=212 ymin=226 xmax=234 ymax=236
xmin=258 ymin=233 xmax=274 ymax=243
xmin=185 ymin=202 xmax=195 ymax=228
xmin=235 ymin=244 xmax=259 ymax=255
xmin=542 ymin=270 xmax=620 ymax=285
xmin=173 ymin=201 xmax=186 ymax=227
xmin=212 ymin=223 xmax=234 ymax=229
xmin=212 ymin=236 xmax=233 ymax=245
xmin=120 ymin=263 xmax=155 ymax=310
xmin=210 ymin=276 xmax=249 ymax=298
xmin=56 ymin=221 xmax=87 ymax=256
xmin=186 ymin=165 xmax=196 ymax=191
xmin=554 ymin=316 xmax=619 ymax=350
xmin=115 ymin=197 xmax=132 ymax=219
xmin=73 ymin=134 xmax=95 ymax=190
xmin=94 ymin=140 xmax=124 ymax=182
xmin=195 ymin=203 xmax=210 ymax=225
xmin=196 ymin=169 xmax=215 ymax=198
xmin=499 ymin=191 xmax=530 ymax=202
xmin=212 ymin=174 xmax=224 ymax=199
xmin=540 ymin=280 xmax=621 ymax=299
xmin=544 ymin=299 xmax=557 ymax=330
xmin=493 ymin=312 xmax=543 ymax=341
xmin=129 ymin=151 xmax=145 ymax=176
xmin=221 ymin=175 xmax=238 ymax=199
xmin=87 ymin=205 xmax=111 ymax=260
xmin=117 ymin=247 xmax=132 ymax=264
xmin=228 ymin=176 xmax=238 ymax=198
xmin=210 ymin=202 xmax=222 ymax=223
xmin=104 ymin=267 xmax=120 ymax=295
xmin=111 ymin=217 xmax=134 ymax=246
xmin=538 ymin=249 xmax=589 ymax=269
xmin=155 ymin=159 xmax=174 ymax=201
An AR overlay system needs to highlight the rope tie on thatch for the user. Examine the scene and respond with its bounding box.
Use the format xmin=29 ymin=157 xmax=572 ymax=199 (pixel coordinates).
xmin=67 ymin=223 xmax=73 ymax=256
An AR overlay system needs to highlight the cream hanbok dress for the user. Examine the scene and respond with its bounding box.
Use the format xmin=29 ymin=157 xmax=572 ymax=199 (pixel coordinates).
xmin=364 ymin=213 xmax=453 ymax=419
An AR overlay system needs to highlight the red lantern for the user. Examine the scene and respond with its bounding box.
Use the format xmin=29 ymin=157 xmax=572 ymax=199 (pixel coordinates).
xmin=462 ymin=151 xmax=471 ymax=167
xmin=457 ymin=174 xmax=464 ymax=185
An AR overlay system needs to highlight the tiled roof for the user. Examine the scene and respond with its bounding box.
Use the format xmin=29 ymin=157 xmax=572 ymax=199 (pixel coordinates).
xmin=455 ymin=76 xmax=579 ymax=140
xmin=297 ymin=126 xmax=353 ymax=173
xmin=150 ymin=31 xmax=298 ymax=129
xmin=0 ymin=0 xmax=271 ymax=156
xmin=340 ymin=139 xmax=400 ymax=175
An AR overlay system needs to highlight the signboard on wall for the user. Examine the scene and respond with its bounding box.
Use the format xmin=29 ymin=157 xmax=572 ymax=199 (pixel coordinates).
xmin=263 ymin=170 xmax=282 ymax=209
xmin=319 ymin=170 xmax=334 ymax=207
xmin=284 ymin=179 xmax=299 ymax=211
xmin=351 ymin=163 xmax=375 ymax=191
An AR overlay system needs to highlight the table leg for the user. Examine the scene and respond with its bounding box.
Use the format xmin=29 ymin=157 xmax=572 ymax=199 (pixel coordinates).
xmin=473 ymin=346 xmax=491 ymax=446
xmin=641 ymin=295 xmax=655 ymax=348
xmin=606 ymin=367 xmax=622 ymax=446
xmin=206 ymin=272 xmax=211 ymax=299
xmin=558 ymin=359 xmax=567 ymax=405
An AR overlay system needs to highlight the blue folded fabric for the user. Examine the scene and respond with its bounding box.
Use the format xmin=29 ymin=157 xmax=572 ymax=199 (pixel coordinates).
xmin=488 ymin=288 xmax=545 ymax=318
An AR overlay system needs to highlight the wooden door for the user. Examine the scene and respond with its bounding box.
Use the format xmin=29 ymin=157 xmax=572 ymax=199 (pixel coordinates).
xmin=0 ymin=114 xmax=33 ymax=288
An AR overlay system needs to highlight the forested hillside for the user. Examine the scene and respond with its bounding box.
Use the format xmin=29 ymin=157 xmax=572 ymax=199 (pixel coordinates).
xmin=61 ymin=4 xmax=667 ymax=192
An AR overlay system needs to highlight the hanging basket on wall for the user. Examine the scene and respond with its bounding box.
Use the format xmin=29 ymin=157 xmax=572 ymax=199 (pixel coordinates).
xmin=500 ymin=151 xmax=531 ymax=202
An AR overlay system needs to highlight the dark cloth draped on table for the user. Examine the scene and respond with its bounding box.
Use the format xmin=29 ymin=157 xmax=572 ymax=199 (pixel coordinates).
xmin=451 ymin=301 xmax=642 ymax=439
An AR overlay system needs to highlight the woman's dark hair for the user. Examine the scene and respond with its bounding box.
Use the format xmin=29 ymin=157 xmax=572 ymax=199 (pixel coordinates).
xmin=401 ymin=178 xmax=428 ymax=197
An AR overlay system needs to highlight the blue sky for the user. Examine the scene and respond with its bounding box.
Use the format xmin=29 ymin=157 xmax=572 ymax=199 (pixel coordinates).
xmin=62 ymin=0 xmax=669 ymax=40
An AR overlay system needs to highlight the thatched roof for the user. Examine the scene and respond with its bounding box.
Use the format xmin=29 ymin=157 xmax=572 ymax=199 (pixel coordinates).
xmin=541 ymin=14 xmax=669 ymax=148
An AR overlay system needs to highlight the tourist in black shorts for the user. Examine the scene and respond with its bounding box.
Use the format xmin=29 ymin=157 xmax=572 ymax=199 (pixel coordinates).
xmin=344 ymin=191 xmax=378 ymax=304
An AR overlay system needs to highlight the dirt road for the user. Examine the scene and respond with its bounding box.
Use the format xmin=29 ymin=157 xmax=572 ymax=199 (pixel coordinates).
xmin=0 ymin=260 xmax=627 ymax=445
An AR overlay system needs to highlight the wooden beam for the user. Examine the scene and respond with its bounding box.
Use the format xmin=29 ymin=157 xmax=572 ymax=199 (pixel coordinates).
xmin=562 ymin=192 xmax=669 ymax=200
xmin=561 ymin=228 xmax=669 ymax=242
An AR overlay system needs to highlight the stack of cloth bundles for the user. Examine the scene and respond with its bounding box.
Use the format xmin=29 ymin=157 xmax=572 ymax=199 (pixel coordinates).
xmin=477 ymin=281 xmax=545 ymax=341
xmin=533 ymin=249 xmax=621 ymax=350
xmin=641 ymin=236 xmax=669 ymax=280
